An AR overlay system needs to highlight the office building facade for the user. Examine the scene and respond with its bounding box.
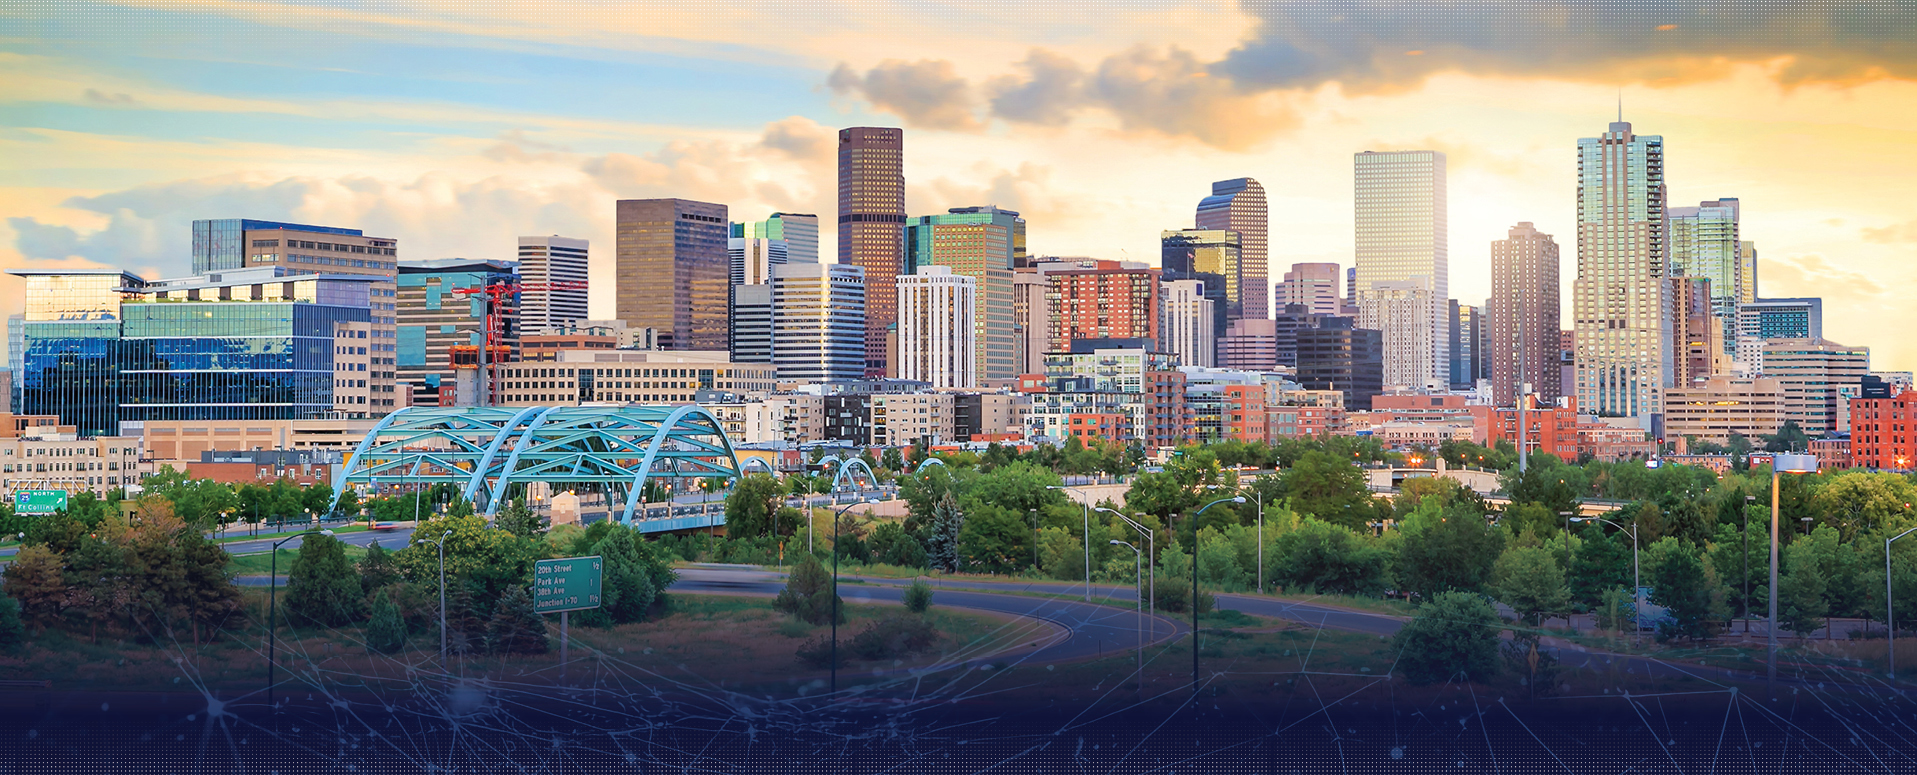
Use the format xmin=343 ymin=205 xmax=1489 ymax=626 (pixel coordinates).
xmin=1160 ymin=279 xmax=1214 ymax=369
xmin=1296 ymin=320 xmax=1385 ymax=411
xmin=772 ymin=262 xmax=866 ymax=382
xmin=1194 ymin=178 xmax=1269 ymax=320
xmin=732 ymin=212 xmax=820 ymax=265
xmin=906 ymin=210 xmax=1018 ymax=380
xmin=1279 ymin=262 xmax=1342 ymax=317
xmin=396 ymin=259 xmax=519 ymax=406
xmin=1161 ymin=229 xmax=1240 ymax=346
xmin=1572 ymin=119 xmax=1670 ymax=418
xmin=1449 ymin=301 xmax=1484 ymax=391
xmin=1041 ymin=260 xmax=1160 ymax=359
xmin=1762 ymin=337 xmax=1868 ymax=436
xmin=516 ymin=236 xmax=589 ymax=331
xmin=896 ymin=267 xmax=978 ymax=388
xmin=1354 ymin=150 xmax=1448 ymax=391
xmin=838 ymin=127 xmax=906 ymax=375
xmin=1669 ymin=199 xmax=1743 ymax=354
xmin=615 ymin=198 xmax=729 ymax=351
xmin=1489 ymin=221 xmax=1561 ymax=406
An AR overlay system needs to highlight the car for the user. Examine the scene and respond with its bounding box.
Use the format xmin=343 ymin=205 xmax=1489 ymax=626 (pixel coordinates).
xmin=370 ymin=522 xmax=398 ymax=531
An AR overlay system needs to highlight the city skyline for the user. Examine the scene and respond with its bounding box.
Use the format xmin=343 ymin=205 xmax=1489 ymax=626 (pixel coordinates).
xmin=3 ymin=3 xmax=1915 ymax=371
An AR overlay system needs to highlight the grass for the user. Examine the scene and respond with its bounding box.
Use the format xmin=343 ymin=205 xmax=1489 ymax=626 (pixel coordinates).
xmin=227 ymin=544 xmax=368 ymax=575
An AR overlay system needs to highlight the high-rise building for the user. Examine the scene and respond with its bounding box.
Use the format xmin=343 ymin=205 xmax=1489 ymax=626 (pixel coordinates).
xmin=1739 ymin=241 xmax=1759 ymax=304
xmin=772 ymin=262 xmax=866 ymax=382
xmin=1354 ymin=150 xmax=1448 ymax=391
xmin=732 ymin=213 xmax=820 ymax=265
xmin=396 ymin=259 xmax=520 ymax=406
xmin=1160 ymin=279 xmax=1214 ymax=368
xmin=1672 ymin=277 xmax=1724 ymax=386
xmin=837 ymin=127 xmax=906 ymax=376
xmin=1220 ymin=318 xmax=1278 ymax=372
xmin=1039 ymin=259 xmax=1160 ymax=358
xmin=896 ymin=267 xmax=977 ymax=388
xmin=1278 ymin=262 xmax=1342 ymax=317
xmin=1663 ymin=375 xmax=1786 ymax=445
xmin=1489 ymin=222 xmax=1561 ymax=406
xmin=1572 ymin=118 xmax=1670 ymax=418
xmin=728 ymin=237 xmax=788 ymax=286
xmin=728 ymin=284 xmax=774 ymax=364
xmin=516 ymin=236 xmax=589 ymax=332
xmin=1736 ymin=297 xmax=1823 ymax=374
xmin=191 ymin=218 xmax=400 ymax=410
xmin=1296 ymin=319 xmax=1385 ymax=411
xmin=1161 ymin=229 xmax=1241 ymax=346
xmin=1195 ymin=178 xmax=1268 ymax=320
xmin=1449 ymin=301 xmax=1484 ymax=391
xmin=10 ymin=270 xmax=145 ymax=436
xmin=941 ymin=206 xmax=1026 ymax=267
xmin=905 ymin=210 xmax=1018 ymax=380
xmin=1762 ymin=337 xmax=1868 ymax=436
xmin=615 ymin=198 xmax=729 ymax=351
xmin=1012 ymin=268 xmax=1049 ymax=375
xmin=1669 ymin=199 xmax=1743 ymax=355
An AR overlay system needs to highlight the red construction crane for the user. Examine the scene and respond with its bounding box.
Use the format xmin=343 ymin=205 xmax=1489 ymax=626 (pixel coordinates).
xmin=450 ymin=280 xmax=590 ymax=406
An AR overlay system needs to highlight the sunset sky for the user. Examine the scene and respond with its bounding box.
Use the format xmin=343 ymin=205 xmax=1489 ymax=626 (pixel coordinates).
xmin=3 ymin=1 xmax=1914 ymax=368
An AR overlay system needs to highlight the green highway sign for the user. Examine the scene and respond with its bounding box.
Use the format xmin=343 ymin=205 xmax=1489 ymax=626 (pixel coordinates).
xmin=532 ymin=555 xmax=603 ymax=614
xmin=14 ymin=489 xmax=67 ymax=515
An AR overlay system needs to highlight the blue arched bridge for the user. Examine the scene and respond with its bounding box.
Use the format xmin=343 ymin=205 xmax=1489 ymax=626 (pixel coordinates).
xmin=329 ymin=405 xmax=741 ymax=527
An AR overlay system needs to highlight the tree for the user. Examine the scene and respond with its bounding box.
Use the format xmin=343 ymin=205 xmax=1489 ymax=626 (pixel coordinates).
xmin=1810 ymin=473 xmax=1917 ymax=541
xmin=1568 ymin=524 xmax=1632 ymax=610
xmin=359 ymin=540 xmax=403 ymax=597
xmin=903 ymin=579 xmax=934 ymax=613
xmin=444 ymin=581 xmax=489 ymax=656
xmin=487 ymin=586 xmax=550 ymax=654
xmin=495 ymin=498 xmax=546 ymax=540
xmin=881 ymin=447 xmax=905 ymax=475
xmin=1393 ymin=591 xmax=1501 ymax=685
xmin=1280 ymin=452 xmax=1373 ymax=529
xmin=1490 ymin=547 xmax=1570 ymax=628
xmin=594 ymin=526 xmax=668 ymax=625
xmin=116 ymin=499 xmax=242 ymax=644
xmin=925 ymin=492 xmax=965 ymax=573
xmin=1268 ymin=518 xmax=1389 ymax=596
xmin=1395 ymin=501 xmax=1505 ymax=601
xmin=774 ymin=555 xmax=843 ymax=625
xmin=365 ymin=587 xmax=408 ymax=654
xmin=284 ymin=533 xmax=366 ymax=628
xmin=1036 ymin=527 xmax=1080 ymax=580
xmin=1762 ymin=420 xmax=1811 ymax=453
xmin=868 ymin=521 xmax=928 ymax=568
xmin=1647 ymin=542 xmax=1727 ymax=643
xmin=2 ymin=545 xmax=66 ymax=631
xmin=1778 ymin=540 xmax=1830 ymax=639
xmin=394 ymin=515 xmax=544 ymax=602
xmin=724 ymin=474 xmax=785 ymax=539
xmin=957 ymin=504 xmax=1033 ymax=575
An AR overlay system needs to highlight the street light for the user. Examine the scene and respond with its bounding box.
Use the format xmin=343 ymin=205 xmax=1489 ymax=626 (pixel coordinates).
xmin=1744 ymin=494 xmax=1757 ymax=634
xmin=1183 ymin=495 xmax=1245 ymax=693
xmin=1047 ymin=485 xmax=1093 ymax=602
xmin=267 ymin=528 xmax=334 ymax=711
xmin=1769 ymin=453 xmax=1819 ymax=689
xmin=1572 ymin=516 xmax=1639 ymax=646
xmin=1099 ymin=507 xmax=1152 ymax=613
xmin=1887 ymin=525 xmax=1917 ymax=680
xmin=1110 ymin=538 xmax=1143 ymax=686
xmin=419 ymin=529 xmax=453 ymax=659
xmin=1240 ymin=484 xmax=1273 ymax=594
xmin=830 ymin=498 xmax=881 ymax=695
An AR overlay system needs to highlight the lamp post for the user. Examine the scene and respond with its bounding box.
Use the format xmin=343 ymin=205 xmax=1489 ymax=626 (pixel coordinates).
xmin=419 ymin=529 xmax=453 ymax=659
xmin=1241 ymin=485 xmax=1271 ymax=594
xmin=267 ymin=528 xmax=333 ymax=711
xmin=1769 ymin=453 xmax=1819 ymax=690
xmin=1046 ymin=485 xmax=1092 ymax=601
xmin=1110 ymin=539 xmax=1143 ymax=687
xmin=1029 ymin=508 xmax=1038 ymax=573
xmin=1184 ymin=495 xmax=1245 ymax=693
xmin=1888 ymin=526 xmax=1917 ymax=680
xmin=1572 ymin=516 xmax=1638 ymax=646
xmin=1100 ymin=507 xmax=1153 ymax=612
xmin=830 ymin=498 xmax=880 ymax=695
xmin=1744 ymin=493 xmax=1756 ymax=634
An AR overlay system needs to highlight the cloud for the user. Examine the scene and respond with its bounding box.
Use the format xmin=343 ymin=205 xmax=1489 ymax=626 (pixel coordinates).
xmin=82 ymin=88 xmax=142 ymax=106
xmin=987 ymin=50 xmax=1087 ymax=126
xmin=828 ymin=60 xmax=983 ymax=131
xmin=1863 ymin=220 xmax=1917 ymax=244
xmin=1214 ymin=0 xmax=1917 ymax=93
xmin=1084 ymin=46 xmax=1296 ymax=149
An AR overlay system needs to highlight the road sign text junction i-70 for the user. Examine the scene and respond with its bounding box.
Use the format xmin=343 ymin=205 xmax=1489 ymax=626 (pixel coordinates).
xmin=532 ymin=556 xmax=603 ymax=614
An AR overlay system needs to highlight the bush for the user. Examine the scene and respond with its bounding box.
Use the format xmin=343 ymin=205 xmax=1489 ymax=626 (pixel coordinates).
xmin=774 ymin=555 xmax=844 ymax=625
xmin=1392 ymin=591 xmax=1501 ymax=685
xmin=285 ymin=533 xmax=366 ymax=628
xmin=365 ymin=588 xmax=407 ymax=654
xmin=795 ymin=635 xmax=846 ymax=668
xmin=486 ymin=586 xmax=549 ymax=655
xmin=903 ymin=580 xmax=934 ymax=613
xmin=849 ymin=614 xmax=941 ymax=660
xmin=0 ymin=596 xmax=23 ymax=651
xmin=1154 ymin=582 xmax=1215 ymax=615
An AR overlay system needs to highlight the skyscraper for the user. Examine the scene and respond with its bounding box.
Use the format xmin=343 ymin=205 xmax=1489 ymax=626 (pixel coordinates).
xmin=1041 ymin=259 xmax=1160 ymax=356
xmin=772 ymin=262 xmax=866 ymax=382
xmin=1489 ymin=222 xmax=1561 ymax=406
xmin=1160 ymin=279 xmax=1214 ymax=368
xmin=1278 ymin=262 xmax=1342 ymax=316
xmin=396 ymin=259 xmax=520 ymax=405
xmin=837 ymin=127 xmax=906 ymax=376
xmin=1354 ymin=150 xmax=1448 ymax=391
xmin=190 ymin=218 xmax=400 ymax=410
xmin=615 ymin=198 xmax=729 ymax=351
xmin=896 ymin=266 xmax=977 ymax=388
xmin=1194 ymin=178 xmax=1269 ymax=320
xmin=728 ymin=237 xmax=788 ymax=286
xmin=905 ymin=209 xmax=1018 ymax=380
xmin=1161 ymin=229 xmax=1241 ymax=347
xmin=1449 ymin=301 xmax=1484 ymax=391
xmin=516 ymin=236 xmax=589 ymax=331
xmin=1669 ymin=198 xmax=1742 ymax=354
xmin=732 ymin=213 xmax=820 ymax=265
xmin=1573 ymin=118 xmax=1670 ymax=418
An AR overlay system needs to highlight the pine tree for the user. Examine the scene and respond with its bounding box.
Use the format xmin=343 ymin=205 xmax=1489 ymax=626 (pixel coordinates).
xmin=926 ymin=492 xmax=965 ymax=573
xmin=0 ymin=596 xmax=24 ymax=651
xmin=595 ymin=528 xmax=659 ymax=624
xmin=445 ymin=581 xmax=488 ymax=656
xmin=487 ymin=586 xmax=549 ymax=655
xmin=359 ymin=540 xmax=402 ymax=597
xmin=365 ymin=588 xmax=407 ymax=654
xmin=1 ymin=545 xmax=66 ymax=631
xmin=495 ymin=498 xmax=546 ymax=539
xmin=284 ymin=533 xmax=366 ymax=628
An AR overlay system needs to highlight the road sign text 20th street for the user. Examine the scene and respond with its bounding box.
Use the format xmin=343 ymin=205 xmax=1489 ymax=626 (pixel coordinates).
xmin=532 ymin=556 xmax=603 ymax=614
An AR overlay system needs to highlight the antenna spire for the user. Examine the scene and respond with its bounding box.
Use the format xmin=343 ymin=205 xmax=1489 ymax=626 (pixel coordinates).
xmin=1617 ymin=89 xmax=1622 ymax=122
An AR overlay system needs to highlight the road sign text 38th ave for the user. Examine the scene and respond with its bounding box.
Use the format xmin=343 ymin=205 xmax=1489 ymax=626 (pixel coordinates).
xmin=532 ymin=556 xmax=603 ymax=614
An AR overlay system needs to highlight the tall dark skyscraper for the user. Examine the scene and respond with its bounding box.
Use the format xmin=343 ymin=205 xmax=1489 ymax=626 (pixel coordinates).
xmin=1194 ymin=178 xmax=1268 ymax=320
xmin=1490 ymin=221 xmax=1562 ymax=406
xmin=837 ymin=127 xmax=906 ymax=376
xmin=615 ymin=198 xmax=729 ymax=351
